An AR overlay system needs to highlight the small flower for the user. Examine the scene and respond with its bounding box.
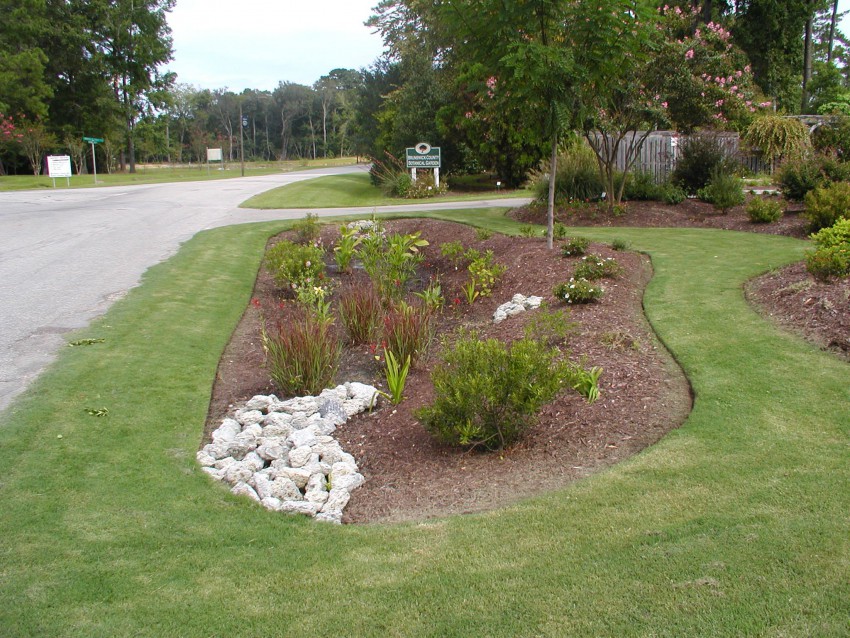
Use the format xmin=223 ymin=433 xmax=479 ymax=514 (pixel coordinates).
xmin=685 ymin=49 xmax=694 ymax=59
xmin=251 ymin=298 xmax=261 ymax=308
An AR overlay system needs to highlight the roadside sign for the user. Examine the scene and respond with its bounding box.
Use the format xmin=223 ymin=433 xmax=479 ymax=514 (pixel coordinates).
xmin=83 ymin=136 xmax=104 ymax=144
xmin=47 ymin=155 xmax=72 ymax=178
xmin=207 ymin=148 xmax=223 ymax=162
xmin=406 ymin=143 xmax=441 ymax=168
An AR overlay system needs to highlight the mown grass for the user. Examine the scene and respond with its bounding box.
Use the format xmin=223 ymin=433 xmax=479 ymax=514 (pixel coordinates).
xmin=240 ymin=172 xmax=532 ymax=209
xmin=0 ymin=157 xmax=358 ymax=191
xmin=1 ymin=209 xmax=848 ymax=637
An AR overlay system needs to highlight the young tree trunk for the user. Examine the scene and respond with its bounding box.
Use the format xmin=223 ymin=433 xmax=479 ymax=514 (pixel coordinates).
xmin=827 ymin=0 xmax=839 ymax=63
xmin=802 ymin=7 xmax=814 ymax=113
xmin=546 ymin=132 xmax=557 ymax=250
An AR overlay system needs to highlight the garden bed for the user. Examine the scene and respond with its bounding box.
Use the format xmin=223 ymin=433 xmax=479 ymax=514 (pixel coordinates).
xmin=204 ymin=219 xmax=692 ymax=524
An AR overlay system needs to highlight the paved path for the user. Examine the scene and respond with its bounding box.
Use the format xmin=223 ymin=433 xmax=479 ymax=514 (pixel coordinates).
xmin=0 ymin=166 xmax=529 ymax=412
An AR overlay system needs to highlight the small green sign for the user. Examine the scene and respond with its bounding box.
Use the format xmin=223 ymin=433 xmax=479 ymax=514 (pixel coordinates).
xmin=83 ymin=136 xmax=104 ymax=144
xmin=406 ymin=143 xmax=441 ymax=168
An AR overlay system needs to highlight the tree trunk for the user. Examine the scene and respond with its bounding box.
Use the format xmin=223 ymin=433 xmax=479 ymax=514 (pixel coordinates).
xmin=546 ymin=132 xmax=557 ymax=250
xmin=802 ymin=6 xmax=814 ymax=113
xmin=827 ymin=0 xmax=839 ymax=63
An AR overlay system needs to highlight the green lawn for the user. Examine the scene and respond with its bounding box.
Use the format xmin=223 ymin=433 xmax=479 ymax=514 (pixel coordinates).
xmin=0 ymin=157 xmax=358 ymax=191
xmin=240 ymin=171 xmax=532 ymax=208
xmin=1 ymin=209 xmax=848 ymax=637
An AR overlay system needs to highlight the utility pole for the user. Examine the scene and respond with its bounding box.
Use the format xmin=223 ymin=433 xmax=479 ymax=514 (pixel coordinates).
xmin=239 ymin=103 xmax=245 ymax=177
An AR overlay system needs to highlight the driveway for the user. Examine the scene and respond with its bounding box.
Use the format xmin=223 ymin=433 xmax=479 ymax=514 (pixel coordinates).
xmin=0 ymin=166 xmax=529 ymax=412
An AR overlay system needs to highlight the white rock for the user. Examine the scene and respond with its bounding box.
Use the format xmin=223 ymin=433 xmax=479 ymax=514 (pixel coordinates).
xmin=196 ymin=450 xmax=216 ymax=467
xmin=313 ymin=418 xmax=337 ymax=436
xmin=278 ymin=396 xmax=319 ymax=415
xmin=231 ymin=482 xmax=260 ymax=502
xmin=256 ymin=440 xmax=288 ymax=461
xmin=252 ymin=473 xmax=274 ymax=500
xmin=319 ymin=386 xmax=348 ymax=403
xmin=280 ymin=500 xmax=320 ymax=516
xmin=289 ymin=427 xmax=319 ymax=449
xmin=211 ymin=419 xmax=241 ymax=444
xmin=321 ymin=488 xmax=351 ymax=515
xmin=243 ymin=423 xmax=263 ymax=438
xmin=331 ymin=461 xmax=359 ymax=477
xmin=202 ymin=442 xmax=230 ymax=460
xmin=235 ymin=409 xmax=264 ymax=427
xmin=242 ymin=451 xmax=265 ymax=472
xmin=270 ymin=477 xmax=302 ymax=501
xmin=313 ymin=441 xmax=346 ymax=465
xmin=524 ymin=295 xmax=543 ymax=309
xmin=288 ymin=445 xmax=313 ymax=468
xmin=214 ymin=457 xmax=238 ymax=471
xmin=275 ymin=466 xmax=311 ymax=490
xmin=225 ymin=432 xmax=257 ymax=460
xmin=305 ymin=473 xmax=329 ymax=504
xmin=201 ymin=467 xmax=224 ymax=480
xmin=332 ymin=472 xmax=365 ymax=492
xmin=245 ymin=395 xmax=274 ymax=412
xmin=302 ymin=460 xmax=333 ymax=477
xmin=261 ymin=497 xmax=283 ymax=511
xmin=263 ymin=412 xmax=292 ymax=429
xmin=346 ymin=382 xmax=378 ymax=406
xmin=315 ymin=512 xmax=343 ymax=524
xmin=224 ymin=462 xmax=254 ymax=485
xmin=511 ymin=293 xmax=526 ymax=305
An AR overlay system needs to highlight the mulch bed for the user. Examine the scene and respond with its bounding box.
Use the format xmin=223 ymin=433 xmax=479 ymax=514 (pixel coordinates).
xmin=204 ymin=197 xmax=846 ymax=524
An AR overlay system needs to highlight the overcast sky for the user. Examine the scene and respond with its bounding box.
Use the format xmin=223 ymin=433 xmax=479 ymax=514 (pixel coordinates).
xmin=165 ymin=0 xmax=850 ymax=94
xmin=164 ymin=0 xmax=386 ymax=92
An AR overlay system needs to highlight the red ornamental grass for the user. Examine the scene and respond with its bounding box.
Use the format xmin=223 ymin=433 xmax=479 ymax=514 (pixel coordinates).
xmin=338 ymin=285 xmax=382 ymax=345
xmin=381 ymin=302 xmax=433 ymax=365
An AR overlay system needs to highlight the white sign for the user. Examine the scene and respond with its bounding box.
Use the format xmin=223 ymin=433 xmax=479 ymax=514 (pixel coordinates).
xmin=47 ymin=155 xmax=72 ymax=178
xmin=206 ymin=148 xmax=223 ymax=162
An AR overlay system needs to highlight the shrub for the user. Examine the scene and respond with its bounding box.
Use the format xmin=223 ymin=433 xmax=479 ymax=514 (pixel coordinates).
xmin=624 ymin=171 xmax=662 ymax=201
xmin=561 ymin=236 xmax=590 ymax=256
xmin=553 ymin=222 xmax=570 ymax=240
xmin=519 ymin=224 xmax=539 ymax=237
xmin=524 ymin=307 xmax=577 ymax=347
xmin=475 ymin=227 xmax=494 ymax=241
xmin=697 ymin=171 xmax=745 ymax=214
xmin=611 ymin=238 xmax=629 ymax=251
xmin=673 ymin=135 xmax=736 ymax=194
xmin=467 ymin=249 xmax=507 ymax=298
xmin=744 ymin=115 xmax=811 ymax=165
xmin=416 ymin=331 xmax=571 ymax=450
xmin=338 ymin=285 xmax=382 ymax=344
xmin=265 ymin=240 xmax=325 ymax=290
xmin=573 ymin=254 xmax=623 ymax=280
xmin=529 ymin=140 xmax=604 ymax=203
xmin=746 ymin=197 xmax=784 ymax=223
xmin=805 ymin=245 xmax=850 ymax=280
xmin=406 ymin=172 xmax=448 ymax=198
xmin=803 ymin=182 xmax=850 ymax=232
xmin=553 ymin=278 xmax=604 ymax=304
xmin=291 ymin=213 xmax=321 ymax=244
xmin=812 ymin=115 xmax=850 ymax=161
xmin=779 ymin=153 xmax=850 ymax=201
xmin=660 ymin=183 xmax=687 ymax=205
xmin=358 ymin=230 xmax=428 ymax=302
xmin=439 ymin=240 xmax=467 ymax=267
xmin=811 ymin=218 xmax=850 ymax=248
xmin=380 ymin=300 xmax=434 ymax=365
xmin=262 ymin=312 xmax=342 ymax=396
xmin=333 ymin=224 xmax=362 ymax=273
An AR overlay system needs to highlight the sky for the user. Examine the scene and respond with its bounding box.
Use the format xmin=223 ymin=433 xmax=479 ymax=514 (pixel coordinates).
xmin=163 ymin=0 xmax=386 ymax=92
xmin=165 ymin=0 xmax=850 ymax=94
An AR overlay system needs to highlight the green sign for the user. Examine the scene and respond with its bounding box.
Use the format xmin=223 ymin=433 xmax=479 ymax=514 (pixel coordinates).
xmin=83 ymin=136 xmax=104 ymax=144
xmin=406 ymin=143 xmax=441 ymax=168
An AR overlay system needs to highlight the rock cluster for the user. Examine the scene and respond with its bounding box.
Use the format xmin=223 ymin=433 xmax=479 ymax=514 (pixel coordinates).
xmin=196 ymin=382 xmax=378 ymax=523
xmin=493 ymin=293 xmax=544 ymax=323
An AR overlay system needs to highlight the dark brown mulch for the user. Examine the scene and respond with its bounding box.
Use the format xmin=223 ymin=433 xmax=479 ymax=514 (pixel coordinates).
xmin=204 ymin=198 xmax=846 ymax=524
xmin=204 ymin=218 xmax=692 ymax=524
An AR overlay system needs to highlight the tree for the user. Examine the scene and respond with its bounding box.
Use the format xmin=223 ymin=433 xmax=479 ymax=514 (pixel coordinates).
xmin=0 ymin=0 xmax=52 ymax=119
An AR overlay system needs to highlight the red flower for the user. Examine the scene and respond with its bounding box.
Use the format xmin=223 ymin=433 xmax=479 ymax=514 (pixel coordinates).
xmin=453 ymin=297 xmax=461 ymax=305
xmin=251 ymin=298 xmax=261 ymax=308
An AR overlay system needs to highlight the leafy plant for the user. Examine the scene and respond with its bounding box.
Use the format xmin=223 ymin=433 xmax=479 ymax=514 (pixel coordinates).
xmin=697 ymin=171 xmax=745 ymax=214
xmin=524 ymin=307 xmax=577 ymax=347
xmin=413 ymin=278 xmax=444 ymax=311
xmin=529 ymin=139 xmax=604 ymax=203
xmin=467 ymin=249 xmax=507 ymax=298
xmin=381 ymin=348 xmax=411 ymax=405
xmin=294 ymin=281 xmax=335 ymax=323
xmin=803 ymin=181 xmax=850 ymax=232
xmin=553 ymin=222 xmax=570 ymax=239
xmin=291 ymin=212 xmax=321 ymax=244
xmin=333 ymin=224 xmax=362 ymax=272
xmin=262 ymin=312 xmax=342 ymax=396
xmin=566 ymin=363 xmax=603 ymax=404
xmin=805 ymin=245 xmax=850 ymax=280
xmin=416 ymin=331 xmax=572 ymax=450
xmin=611 ymin=238 xmax=629 ymax=251
xmin=439 ymin=240 xmax=467 ymax=267
xmin=661 ymin=184 xmax=686 ymax=205
xmin=461 ymin=279 xmax=480 ymax=305
xmin=381 ymin=300 xmax=433 ymax=365
xmin=673 ymin=135 xmax=736 ymax=194
xmin=265 ymin=240 xmax=326 ymax=290
xmin=746 ymin=197 xmax=784 ymax=223
xmin=573 ymin=254 xmax=623 ymax=280
xmin=779 ymin=153 xmax=850 ymax=201
xmin=623 ymin=170 xmax=661 ymax=201
xmin=553 ymin=278 xmax=603 ymax=304
xmin=561 ymin=236 xmax=590 ymax=256
xmin=475 ymin=227 xmax=494 ymax=241
xmin=519 ymin=224 xmax=538 ymax=237
xmin=338 ymin=285 xmax=382 ymax=344
xmin=744 ymin=115 xmax=811 ymax=166
xmin=358 ymin=230 xmax=429 ymax=301
xmin=811 ymin=218 xmax=850 ymax=249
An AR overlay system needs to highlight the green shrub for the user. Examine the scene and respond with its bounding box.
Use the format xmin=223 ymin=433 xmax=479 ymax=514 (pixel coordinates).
xmin=291 ymin=212 xmax=321 ymax=244
xmin=811 ymin=218 xmax=850 ymax=248
xmin=475 ymin=227 xmax=494 ymax=241
xmin=524 ymin=307 xmax=577 ymax=347
xmin=611 ymin=238 xmax=629 ymax=251
xmin=406 ymin=172 xmax=448 ymax=198
xmin=744 ymin=115 xmax=811 ymax=164
xmin=660 ymin=183 xmax=687 ymax=205
xmin=416 ymin=331 xmax=571 ymax=450
xmin=746 ymin=196 xmax=784 ymax=223
xmin=265 ymin=240 xmax=326 ymax=290
xmin=805 ymin=245 xmax=850 ymax=280
xmin=803 ymin=182 xmax=850 ymax=232
xmin=467 ymin=249 xmax=507 ymax=298
xmin=553 ymin=278 xmax=604 ymax=304
xmin=530 ymin=140 xmax=604 ymax=203
xmin=338 ymin=285 xmax=382 ymax=344
xmin=439 ymin=240 xmax=467 ymax=267
xmin=553 ymin=222 xmax=570 ymax=240
xmin=333 ymin=224 xmax=362 ymax=273
xmin=519 ymin=224 xmax=539 ymax=237
xmin=673 ymin=135 xmax=736 ymax=195
xmin=358 ymin=231 xmax=428 ymax=302
xmin=573 ymin=254 xmax=623 ymax=280
xmin=779 ymin=153 xmax=850 ymax=201
xmin=561 ymin=236 xmax=590 ymax=257
xmin=697 ymin=171 xmax=745 ymax=214
xmin=624 ymin=171 xmax=662 ymax=201
xmin=262 ymin=312 xmax=342 ymax=397
xmin=812 ymin=115 xmax=850 ymax=161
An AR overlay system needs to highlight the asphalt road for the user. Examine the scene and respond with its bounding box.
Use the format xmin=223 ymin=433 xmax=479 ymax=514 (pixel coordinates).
xmin=0 ymin=166 xmax=530 ymax=413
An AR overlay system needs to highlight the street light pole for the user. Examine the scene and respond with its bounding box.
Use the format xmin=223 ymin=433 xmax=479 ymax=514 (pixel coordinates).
xmin=239 ymin=104 xmax=245 ymax=177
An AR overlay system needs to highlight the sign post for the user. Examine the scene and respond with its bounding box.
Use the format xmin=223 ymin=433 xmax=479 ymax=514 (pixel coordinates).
xmin=206 ymin=147 xmax=223 ymax=175
xmin=406 ymin=142 xmax=442 ymax=188
xmin=83 ymin=136 xmax=104 ymax=184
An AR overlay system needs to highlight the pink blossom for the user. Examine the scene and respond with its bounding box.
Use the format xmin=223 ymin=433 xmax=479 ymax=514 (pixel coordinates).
xmin=661 ymin=102 xmax=668 ymax=109
xmin=465 ymin=111 xmax=473 ymax=119
xmin=715 ymin=99 xmax=724 ymax=107
xmin=685 ymin=49 xmax=694 ymax=59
